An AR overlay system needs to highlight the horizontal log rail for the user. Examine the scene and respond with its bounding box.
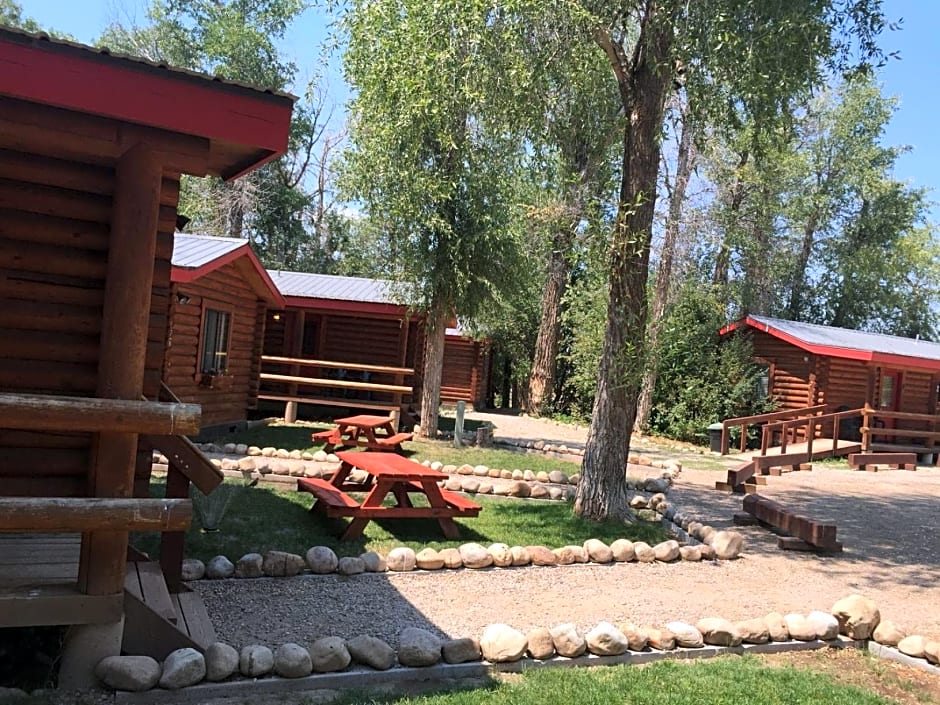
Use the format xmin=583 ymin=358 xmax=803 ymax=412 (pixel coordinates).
xmin=262 ymin=355 xmax=413 ymax=376
xmin=720 ymin=404 xmax=829 ymax=455
xmin=0 ymin=497 xmax=192 ymax=532
xmin=259 ymin=355 xmax=415 ymax=424
xmin=259 ymin=372 xmax=412 ymax=394
xmin=0 ymin=392 xmax=200 ymax=435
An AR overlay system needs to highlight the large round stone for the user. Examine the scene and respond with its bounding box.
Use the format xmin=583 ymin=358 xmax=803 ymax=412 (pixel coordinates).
xmin=696 ymin=618 xmax=742 ymax=647
xmin=480 ymin=623 xmax=528 ymax=663
xmin=831 ymin=594 xmax=880 ymax=640
xmin=274 ymin=643 xmax=312 ymax=678
xmin=711 ymin=531 xmax=744 ymax=559
xmin=305 ymin=546 xmax=339 ymax=574
xmin=398 ymin=627 xmax=442 ymax=667
xmin=310 ymin=637 xmax=351 ymax=672
xmin=206 ymin=556 xmax=235 ymax=580
xmin=95 ymin=656 xmax=161 ymax=692
xmin=526 ymin=628 xmax=555 ymax=660
xmin=386 ymin=546 xmax=417 ymax=571
xmin=441 ymin=638 xmax=481 ymax=664
xmin=205 ymin=642 xmax=239 ymax=681
xmin=459 ymin=543 xmax=493 ymax=569
xmin=583 ymin=539 xmax=613 ymax=563
xmin=234 ymin=553 xmax=263 ymax=578
xmin=347 ymin=635 xmax=396 ymax=670
xmin=549 ymin=623 xmax=586 ymax=658
xmin=585 ymin=622 xmax=629 ymax=656
xmin=239 ymin=645 xmax=274 ymax=677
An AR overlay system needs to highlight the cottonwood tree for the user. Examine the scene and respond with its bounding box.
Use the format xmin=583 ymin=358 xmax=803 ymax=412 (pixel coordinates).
xmin=566 ymin=0 xmax=886 ymax=520
xmin=341 ymin=0 xmax=527 ymax=437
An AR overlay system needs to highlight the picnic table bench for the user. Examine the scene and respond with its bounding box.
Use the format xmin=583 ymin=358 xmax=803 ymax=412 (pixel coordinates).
xmin=297 ymin=451 xmax=481 ymax=540
xmin=311 ymin=414 xmax=413 ymax=452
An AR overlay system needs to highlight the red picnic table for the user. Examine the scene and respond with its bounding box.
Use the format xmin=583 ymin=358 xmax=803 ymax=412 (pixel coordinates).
xmin=297 ymin=450 xmax=482 ymax=540
xmin=311 ymin=414 xmax=412 ymax=452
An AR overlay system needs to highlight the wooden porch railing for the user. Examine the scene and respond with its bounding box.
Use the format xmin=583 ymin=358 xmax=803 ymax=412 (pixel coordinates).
xmin=258 ymin=355 xmax=415 ymax=426
xmin=760 ymin=407 xmax=864 ymax=458
xmin=860 ymin=406 xmax=940 ymax=462
xmin=720 ymin=405 xmax=828 ymax=455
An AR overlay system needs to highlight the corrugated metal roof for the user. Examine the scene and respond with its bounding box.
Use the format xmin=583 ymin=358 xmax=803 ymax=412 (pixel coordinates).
xmin=749 ymin=315 xmax=940 ymax=362
xmin=0 ymin=26 xmax=295 ymax=101
xmin=268 ymin=270 xmax=403 ymax=305
xmin=172 ymin=233 xmax=247 ymax=269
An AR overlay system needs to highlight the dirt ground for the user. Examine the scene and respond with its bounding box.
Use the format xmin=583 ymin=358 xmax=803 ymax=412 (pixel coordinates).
xmin=201 ymin=410 xmax=940 ymax=701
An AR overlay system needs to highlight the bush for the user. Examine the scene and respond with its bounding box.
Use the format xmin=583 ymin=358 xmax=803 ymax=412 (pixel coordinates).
xmin=649 ymin=288 xmax=774 ymax=444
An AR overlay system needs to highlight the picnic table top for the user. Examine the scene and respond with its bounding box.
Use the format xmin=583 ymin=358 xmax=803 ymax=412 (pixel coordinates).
xmin=336 ymin=450 xmax=446 ymax=480
xmin=334 ymin=414 xmax=394 ymax=428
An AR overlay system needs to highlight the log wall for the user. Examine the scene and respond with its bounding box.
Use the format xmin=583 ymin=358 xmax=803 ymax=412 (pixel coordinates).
xmin=0 ymin=143 xmax=178 ymax=498
xmin=441 ymin=337 xmax=487 ymax=406
xmin=162 ymin=261 xmax=268 ymax=428
xmin=749 ymin=330 xmax=812 ymax=411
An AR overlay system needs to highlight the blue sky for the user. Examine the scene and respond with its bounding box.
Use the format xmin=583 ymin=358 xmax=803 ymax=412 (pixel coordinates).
xmin=18 ymin=0 xmax=940 ymax=217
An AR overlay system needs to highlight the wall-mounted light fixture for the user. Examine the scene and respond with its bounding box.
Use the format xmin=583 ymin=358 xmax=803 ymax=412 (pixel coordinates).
xmin=176 ymin=292 xmax=192 ymax=305
xmin=272 ymin=313 xmax=281 ymax=321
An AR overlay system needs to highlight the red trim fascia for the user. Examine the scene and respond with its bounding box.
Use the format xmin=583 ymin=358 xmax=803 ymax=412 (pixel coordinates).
xmin=172 ymin=244 xmax=285 ymax=308
xmin=723 ymin=315 xmax=940 ymax=372
xmin=0 ymin=37 xmax=293 ymax=171
xmin=283 ymin=296 xmax=408 ymax=317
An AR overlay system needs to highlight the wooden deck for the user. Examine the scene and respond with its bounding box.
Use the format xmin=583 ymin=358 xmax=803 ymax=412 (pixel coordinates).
xmin=0 ymin=533 xmax=123 ymax=627
xmin=737 ymin=437 xmax=861 ymax=462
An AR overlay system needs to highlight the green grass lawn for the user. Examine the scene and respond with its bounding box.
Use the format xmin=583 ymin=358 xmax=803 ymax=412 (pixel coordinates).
xmin=209 ymin=423 xmax=583 ymax=475
xmin=135 ymin=478 xmax=664 ymax=562
xmin=328 ymin=656 xmax=893 ymax=705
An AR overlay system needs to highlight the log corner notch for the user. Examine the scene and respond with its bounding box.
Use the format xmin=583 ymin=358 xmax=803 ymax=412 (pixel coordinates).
xmin=742 ymin=493 xmax=842 ymax=553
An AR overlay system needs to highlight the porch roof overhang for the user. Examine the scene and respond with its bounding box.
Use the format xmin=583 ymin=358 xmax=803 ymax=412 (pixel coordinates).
xmin=281 ymin=295 xmax=411 ymax=318
xmin=721 ymin=315 xmax=940 ymax=373
xmin=172 ymin=241 xmax=285 ymax=308
xmin=0 ymin=27 xmax=295 ymax=179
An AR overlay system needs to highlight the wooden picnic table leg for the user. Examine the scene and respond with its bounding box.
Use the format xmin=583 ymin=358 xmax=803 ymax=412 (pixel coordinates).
xmin=419 ymin=480 xmax=463 ymax=539
xmin=436 ymin=518 xmax=461 ymax=539
xmin=391 ymin=484 xmax=414 ymax=508
xmin=339 ymin=517 xmax=371 ymax=541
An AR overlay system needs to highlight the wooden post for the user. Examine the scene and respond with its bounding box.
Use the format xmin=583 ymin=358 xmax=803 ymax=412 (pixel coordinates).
xmin=160 ymin=465 xmax=190 ymax=593
xmin=720 ymin=423 xmax=729 ymax=456
xmin=454 ymin=400 xmax=465 ymax=448
xmin=285 ymin=310 xmax=306 ymax=422
xmin=79 ymin=143 xmax=162 ymax=597
xmin=861 ymin=404 xmax=872 ymax=452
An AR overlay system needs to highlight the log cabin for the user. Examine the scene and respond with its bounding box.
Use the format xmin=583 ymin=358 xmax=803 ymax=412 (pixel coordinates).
xmin=0 ymin=27 xmax=293 ymax=687
xmin=260 ymin=270 xmax=491 ymax=420
xmin=722 ymin=315 xmax=940 ymax=458
xmin=166 ymin=233 xmax=285 ymax=433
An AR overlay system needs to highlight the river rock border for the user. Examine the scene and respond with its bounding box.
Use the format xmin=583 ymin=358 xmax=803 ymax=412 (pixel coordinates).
xmin=87 ymin=594 xmax=940 ymax=701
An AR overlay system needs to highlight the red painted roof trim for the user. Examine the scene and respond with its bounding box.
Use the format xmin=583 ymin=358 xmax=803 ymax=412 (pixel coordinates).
xmin=172 ymin=244 xmax=285 ymax=308
xmin=0 ymin=32 xmax=294 ymax=178
xmin=722 ymin=316 xmax=940 ymax=372
xmin=283 ymin=296 xmax=411 ymax=318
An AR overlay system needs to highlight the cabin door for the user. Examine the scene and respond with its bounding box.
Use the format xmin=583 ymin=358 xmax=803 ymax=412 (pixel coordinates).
xmin=877 ymin=370 xmax=902 ymax=431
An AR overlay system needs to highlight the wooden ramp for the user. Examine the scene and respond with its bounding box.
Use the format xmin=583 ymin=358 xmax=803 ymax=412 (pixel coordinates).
xmin=716 ymin=438 xmax=862 ymax=493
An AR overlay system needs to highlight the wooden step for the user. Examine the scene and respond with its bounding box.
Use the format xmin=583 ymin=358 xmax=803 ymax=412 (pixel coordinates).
xmin=171 ymin=586 xmax=217 ymax=648
xmin=122 ymin=562 xmax=215 ymax=659
xmin=125 ymin=560 xmax=176 ymax=625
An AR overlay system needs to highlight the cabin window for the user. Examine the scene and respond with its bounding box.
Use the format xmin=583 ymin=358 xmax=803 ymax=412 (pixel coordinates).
xmin=200 ymin=308 xmax=231 ymax=375
xmin=755 ymin=364 xmax=771 ymax=398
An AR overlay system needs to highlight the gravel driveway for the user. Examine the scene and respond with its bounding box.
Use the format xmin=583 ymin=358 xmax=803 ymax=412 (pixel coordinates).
xmin=198 ymin=411 xmax=940 ymax=646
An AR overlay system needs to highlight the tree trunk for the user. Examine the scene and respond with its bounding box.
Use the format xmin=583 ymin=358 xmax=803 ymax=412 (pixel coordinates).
xmin=579 ymin=6 xmax=674 ymax=521
xmin=634 ymin=102 xmax=694 ymax=433
xmin=501 ymin=354 xmax=512 ymax=408
xmin=526 ymin=226 xmax=574 ymax=415
xmin=786 ymin=210 xmax=819 ymax=319
xmin=712 ymin=150 xmax=749 ymax=287
xmin=418 ymin=299 xmax=448 ymax=439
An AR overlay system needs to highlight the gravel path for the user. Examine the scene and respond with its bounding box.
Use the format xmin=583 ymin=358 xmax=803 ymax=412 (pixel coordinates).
xmin=198 ymin=412 xmax=940 ymax=646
